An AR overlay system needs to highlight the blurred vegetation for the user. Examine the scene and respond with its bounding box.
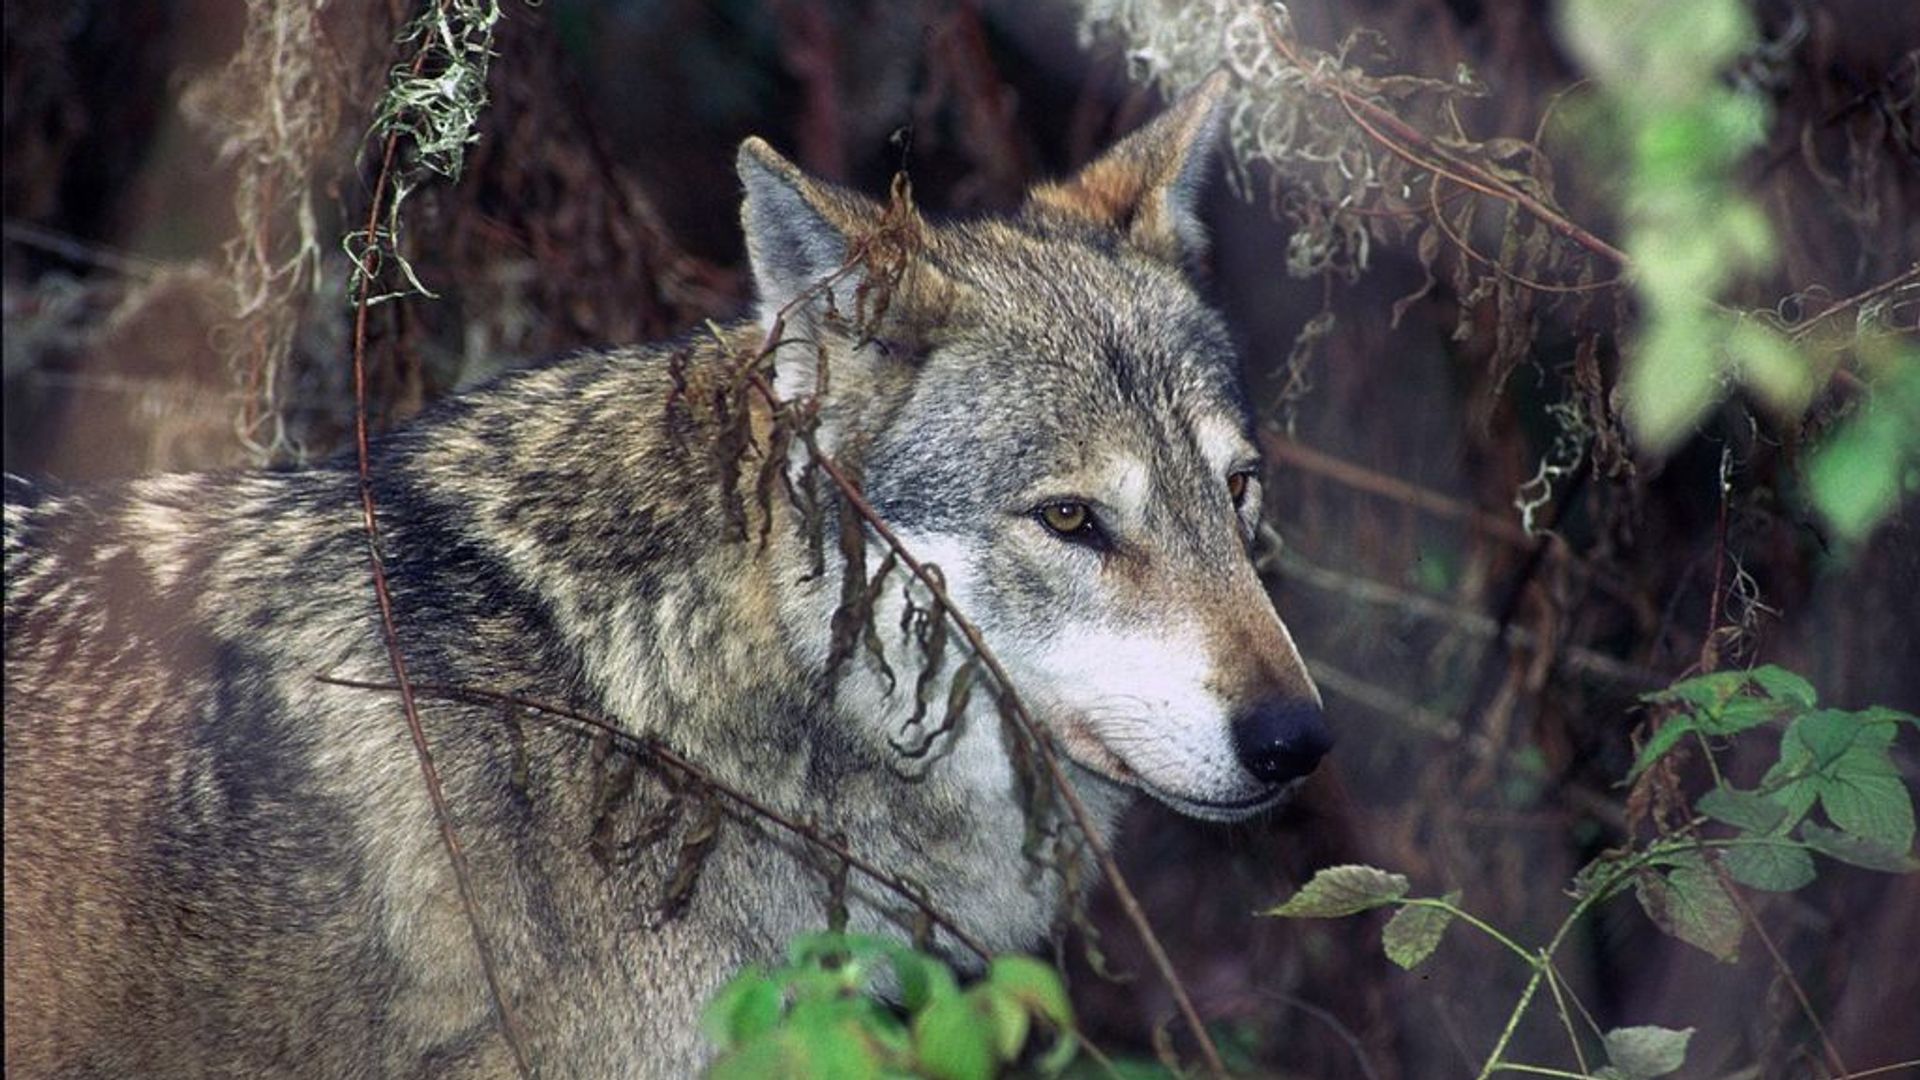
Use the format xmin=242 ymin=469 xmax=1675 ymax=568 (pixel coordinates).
xmin=4 ymin=1 xmax=1916 ymax=1077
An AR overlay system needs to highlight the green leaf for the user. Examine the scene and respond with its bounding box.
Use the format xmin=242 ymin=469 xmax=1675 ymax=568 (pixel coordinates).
xmin=709 ymin=1033 xmax=805 ymax=1080
xmin=1602 ymin=1024 xmax=1694 ymax=1079
xmin=1627 ymin=715 xmax=1697 ymax=781
xmin=1721 ymin=839 xmax=1816 ymax=892
xmin=1621 ymin=316 xmax=1721 ymax=453
xmin=1706 ymin=694 xmax=1796 ymax=734
xmin=1818 ymin=771 xmax=1916 ymax=852
xmin=1263 ymin=865 xmax=1409 ymax=918
xmin=790 ymin=1022 xmax=883 ymax=1080
xmin=893 ymin=950 xmax=959 ymax=1015
xmin=1634 ymin=858 xmax=1742 ymax=961
xmin=986 ymin=955 xmax=1072 ymax=1028
xmin=976 ymin=987 xmax=1030 ymax=1061
xmin=913 ymin=992 xmax=995 ymax=1080
xmin=1808 ymin=384 xmax=1919 ymax=542
xmin=1697 ymin=786 xmax=1787 ymax=833
xmin=1788 ymin=709 xmax=1874 ymax=770
xmin=1381 ymin=894 xmax=1459 ymax=970
xmin=1641 ymin=669 xmax=1744 ymax=710
xmin=1858 ymin=705 xmax=1920 ymax=729
xmin=703 ymin=972 xmax=783 ymax=1049
xmin=1777 ymin=709 xmax=1916 ymax=851
xmin=1728 ymin=320 xmax=1814 ymax=416
xmin=1799 ymin=822 xmax=1920 ymax=873
xmin=1748 ymin=665 xmax=1818 ymax=708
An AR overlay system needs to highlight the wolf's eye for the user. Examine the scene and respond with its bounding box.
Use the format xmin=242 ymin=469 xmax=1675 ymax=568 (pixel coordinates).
xmin=1228 ymin=470 xmax=1255 ymax=507
xmin=1040 ymin=501 xmax=1093 ymax=536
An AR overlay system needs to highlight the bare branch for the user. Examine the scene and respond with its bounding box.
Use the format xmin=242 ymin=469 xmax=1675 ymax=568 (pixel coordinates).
xmin=313 ymin=674 xmax=996 ymax=965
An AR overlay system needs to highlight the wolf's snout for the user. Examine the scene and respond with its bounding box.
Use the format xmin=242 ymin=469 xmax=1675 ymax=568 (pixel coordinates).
xmin=1231 ymin=701 xmax=1332 ymax=784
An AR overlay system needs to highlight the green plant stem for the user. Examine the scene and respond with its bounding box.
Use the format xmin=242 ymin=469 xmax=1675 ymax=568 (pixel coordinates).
xmin=1474 ymin=855 xmax=1646 ymax=1080
xmin=1402 ymin=899 xmax=1535 ymax=967
xmin=1540 ymin=962 xmax=1592 ymax=1076
xmin=1488 ymin=1064 xmax=1594 ymax=1079
xmin=1691 ymin=730 xmax=1727 ymax=788
xmin=1475 ymin=962 xmax=1547 ymax=1080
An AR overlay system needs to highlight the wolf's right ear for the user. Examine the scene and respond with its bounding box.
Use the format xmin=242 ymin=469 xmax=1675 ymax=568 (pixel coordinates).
xmin=1027 ymin=72 xmax=1231 ymax=267
xmin=737 ymin=138 xmax=875 ymax=330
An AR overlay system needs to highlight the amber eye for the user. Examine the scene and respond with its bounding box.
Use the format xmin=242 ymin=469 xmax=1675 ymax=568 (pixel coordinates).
xmin=1040 ymin=502 xmax=1092 ymax=536
xmin=1228 ymin=471 xmax=1252 ymax=506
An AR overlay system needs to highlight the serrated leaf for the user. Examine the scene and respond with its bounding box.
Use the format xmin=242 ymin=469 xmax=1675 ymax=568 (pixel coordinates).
xmin=1602 ymin=1024 xmax=1694 ymax=1079
xmin=1263 ymin=865 xmax=1409 ymax=918
xmin=1382 ymin=895 xmax=1459 ymax=970
xmin=1697 ymin=786 xmax=1788 ymax=833
xmin=1799 ymin=822 xmax=1920 ymax=873
xmin=914 ymin=992 xmax=994 ymax=1080
xmin=1817 ymin=771 xmax=1915 ymax=852
xmin=1635 ymin=861 xmax=1742 ymax=961
xmin=1789 ymin=709 xmax=1873 ymax=770
xmin=1722 ymin=840 xmax=1816 ymax=892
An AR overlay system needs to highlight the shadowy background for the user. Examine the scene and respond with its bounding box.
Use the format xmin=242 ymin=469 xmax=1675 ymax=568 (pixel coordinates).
xmin=5 ymin=1 xmax=1916 ymax=1076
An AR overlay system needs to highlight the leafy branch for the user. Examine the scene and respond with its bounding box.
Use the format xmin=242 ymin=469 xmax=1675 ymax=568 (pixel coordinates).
xmin=1264 ymin=665 xmax=1917 ymax=1079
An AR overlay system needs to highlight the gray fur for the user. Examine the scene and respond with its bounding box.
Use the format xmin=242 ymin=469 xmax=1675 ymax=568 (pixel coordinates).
xmin=3 ymin=77 xmax=1320 ymax=1077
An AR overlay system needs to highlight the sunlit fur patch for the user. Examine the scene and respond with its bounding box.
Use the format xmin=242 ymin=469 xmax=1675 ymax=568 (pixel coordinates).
xmin=1008 ymin=622 xmax=1280 ymax=818
xmin=1192 ymin=413 xmax=1250 ymax=476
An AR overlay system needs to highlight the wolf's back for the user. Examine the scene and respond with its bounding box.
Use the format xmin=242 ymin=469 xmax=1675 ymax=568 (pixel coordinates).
xmin=2 ymin=468 xmax=425 ymax=1076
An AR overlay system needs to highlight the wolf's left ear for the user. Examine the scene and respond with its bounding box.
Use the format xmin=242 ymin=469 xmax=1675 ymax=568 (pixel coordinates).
xmin=1027 ymin=71 xmax=1231 ymax=266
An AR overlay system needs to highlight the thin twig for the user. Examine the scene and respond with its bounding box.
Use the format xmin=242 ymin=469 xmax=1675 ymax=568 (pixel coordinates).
xmin=313 ymin=675 xmax=996 ymax=964
xmin=346 ymin=15 xmax=533 ymax=1077
xmin=1786 ymin=263 xmax=1920 ymax=342
xmin=1697 ymin=447 xmax=1733 ymax=675
xmin=1260 ymin=10 xmax=1631 ymax=270
xmin=1422 ymin=172 xmax=1622 ymax=295
xmin=1299 ymin=653 xmax=1462 ymax=739
xmin=1714 ymin=861 xmax=1849 ymax=1076
xmin=1539 ymin=963 xmax=1591 ymax=1076
xmin=1 ymin=219 xmax=164 ymax=279
xmin=1235 ymin=989 xmax=1384 ymax=1080
xmin=1260 ymin=433 xmax=1531 ymax=546
xmin=1839 ymin=1060 xmax=1920 ymax=1079
xmin=1269 ymin=544 xmax=1664 ymax=690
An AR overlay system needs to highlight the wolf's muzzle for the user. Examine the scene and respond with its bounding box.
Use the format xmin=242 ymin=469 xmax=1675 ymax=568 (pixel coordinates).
xmin=1231 ymin=701 xmax=1332 ymax=784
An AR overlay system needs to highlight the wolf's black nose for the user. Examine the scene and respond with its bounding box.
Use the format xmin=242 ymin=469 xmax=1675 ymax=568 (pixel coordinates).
xmin=1232 ymin=701 xmax=1331 ymax=784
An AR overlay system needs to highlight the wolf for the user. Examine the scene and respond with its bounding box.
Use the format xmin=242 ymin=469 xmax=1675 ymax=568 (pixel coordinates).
xmin=3 ymin=74 xmax=1328 ymax=1077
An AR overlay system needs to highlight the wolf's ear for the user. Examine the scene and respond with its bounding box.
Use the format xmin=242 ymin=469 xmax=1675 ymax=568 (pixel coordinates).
xmin=737 ymin=138 xmax=879 ymax=329
xmin=1027 ymin=71 xmax=1231 ymax=266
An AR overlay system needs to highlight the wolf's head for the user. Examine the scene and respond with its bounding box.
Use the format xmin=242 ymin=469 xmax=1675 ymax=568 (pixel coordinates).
xmin=739 ymin=75 xmax=1328 ymax=822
